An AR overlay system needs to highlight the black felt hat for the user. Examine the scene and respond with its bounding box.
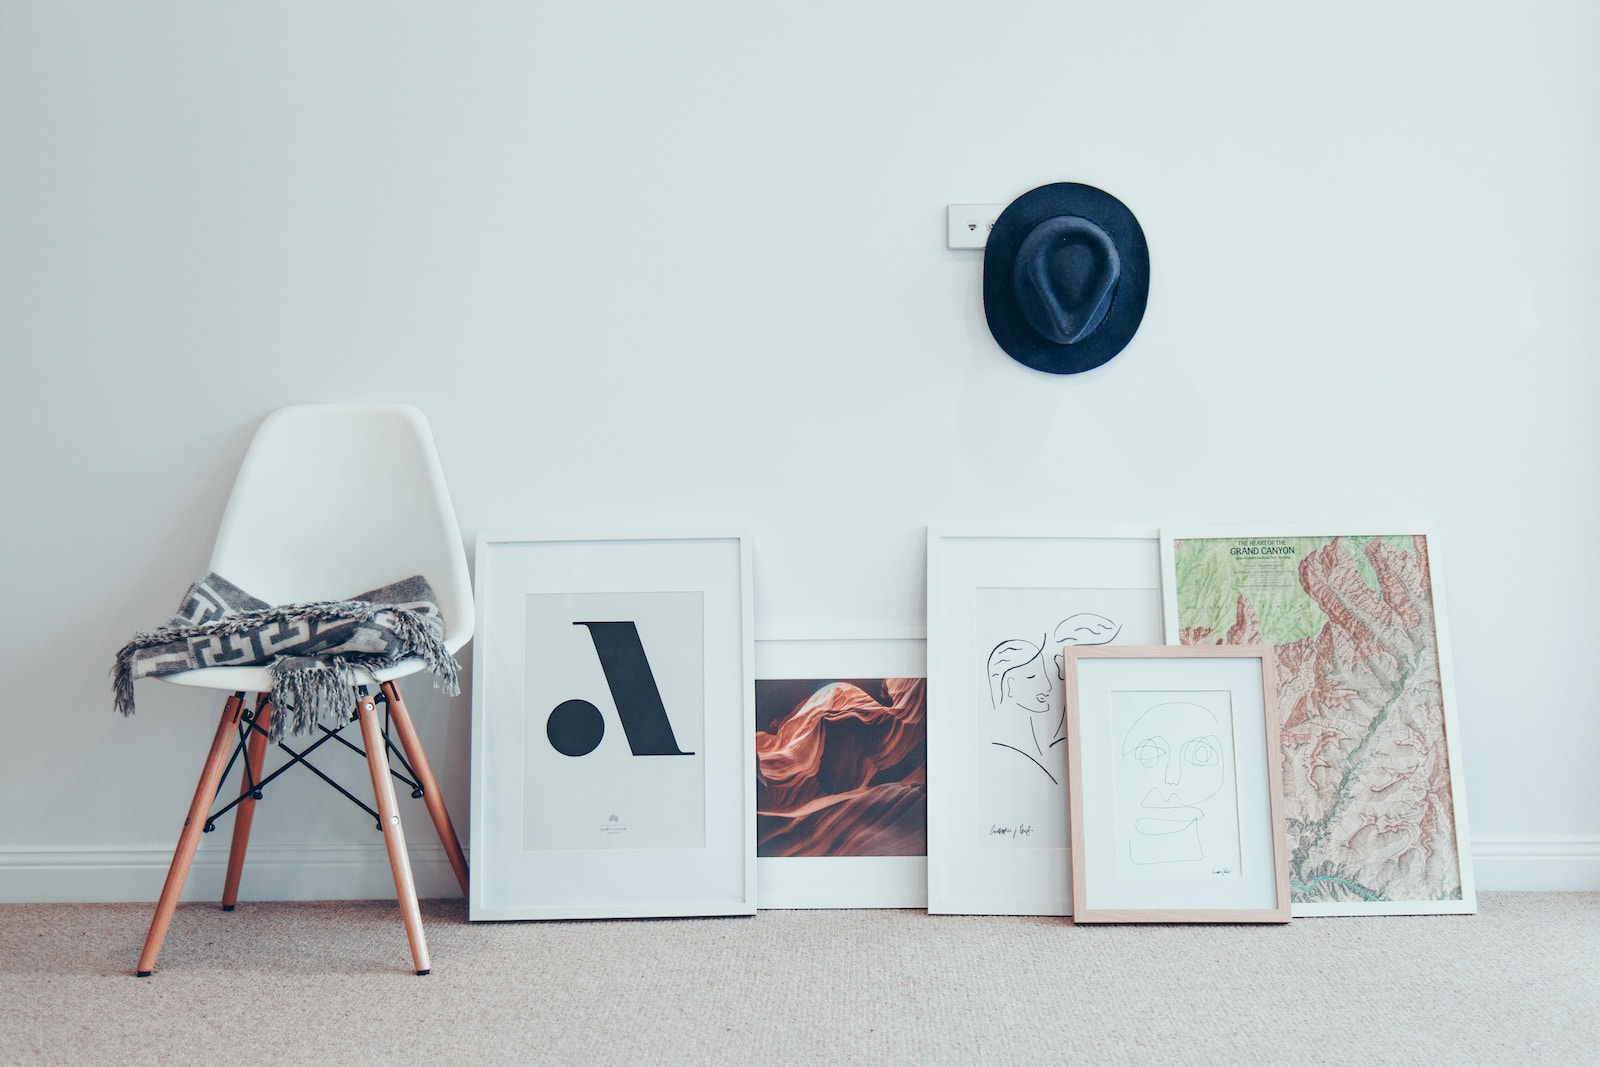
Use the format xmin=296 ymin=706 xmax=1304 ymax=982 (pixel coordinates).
xmin=983 ymin=182 xmax=1149 ymax=375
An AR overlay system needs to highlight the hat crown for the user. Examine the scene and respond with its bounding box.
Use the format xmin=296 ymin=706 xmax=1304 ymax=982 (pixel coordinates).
xmin=1012 ymin=215 xmax=1121 ymax=346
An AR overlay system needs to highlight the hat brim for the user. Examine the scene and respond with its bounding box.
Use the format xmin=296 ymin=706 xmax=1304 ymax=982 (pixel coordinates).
xmin=982 ymin=183 xmax=1150 ymax=375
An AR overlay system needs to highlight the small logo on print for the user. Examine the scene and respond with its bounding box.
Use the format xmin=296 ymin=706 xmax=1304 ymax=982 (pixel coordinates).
xmin=608 ymin=814 xmax=620 ymax=823
xmin=601 ymin=813 xmax=628 ymax=836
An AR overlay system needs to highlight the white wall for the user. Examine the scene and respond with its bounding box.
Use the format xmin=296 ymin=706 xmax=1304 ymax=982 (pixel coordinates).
xmin=1 ymin=1 xmax=1596 ymax=901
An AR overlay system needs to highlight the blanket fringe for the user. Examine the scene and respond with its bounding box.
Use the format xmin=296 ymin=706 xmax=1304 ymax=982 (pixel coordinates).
xmin=272 ymin=658 xmax=363 ymax=738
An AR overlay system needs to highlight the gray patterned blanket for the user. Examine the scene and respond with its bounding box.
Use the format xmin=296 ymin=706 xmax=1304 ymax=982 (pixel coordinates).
xmin=113 ymin=573 xmax=461 ymax=740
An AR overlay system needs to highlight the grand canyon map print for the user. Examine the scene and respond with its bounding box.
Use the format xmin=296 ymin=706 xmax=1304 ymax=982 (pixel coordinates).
xmin=1169 ymin=533 xmax=1468 ymax=910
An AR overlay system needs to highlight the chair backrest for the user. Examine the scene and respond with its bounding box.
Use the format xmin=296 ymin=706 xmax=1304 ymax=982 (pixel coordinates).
xmin=208 ymin=404 xmax=474 ymax=653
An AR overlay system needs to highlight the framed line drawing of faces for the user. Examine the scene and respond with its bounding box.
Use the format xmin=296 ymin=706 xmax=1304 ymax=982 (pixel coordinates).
xmin=1064 ymin=645 xmax=1291 ymax=924
xmin=470 ymin=531 xmax=755 ymax=920
xmin=754 ymin=629 xmax=927 ymax=909
xmin=926 ymin=525 xmax=1165 ymax=915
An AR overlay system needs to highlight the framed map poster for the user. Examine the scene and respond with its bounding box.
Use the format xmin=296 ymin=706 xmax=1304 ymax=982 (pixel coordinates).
xmin=755 ymin=630 xmax=927 ymax=908
xmin=470 ymin=531 xmax=755 ymax=920
xmin=927 ymin=524 xmax=1166 ymax=915
xmin=1161 ymin=527 xmax=1475 ymax=916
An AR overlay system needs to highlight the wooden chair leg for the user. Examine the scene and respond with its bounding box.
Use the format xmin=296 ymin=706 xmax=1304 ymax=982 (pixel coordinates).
xmin=221 ymin=694 xmax=274 ymax=909
xmin=136 ymin=693 xmax=245 ymax=977
xmin=380 ymin=681 xmax=469 ymax=897
xmin=356 ymin=691 xmax=432 ymax=976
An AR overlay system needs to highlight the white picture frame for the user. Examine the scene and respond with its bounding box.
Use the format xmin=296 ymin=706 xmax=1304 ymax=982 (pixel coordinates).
xmin=469 ymin=531 xmax=755 ymax=920
xmin=754 ymin=627 xmax=927 ymax=909
xmin=926 ymin=524 xmax=1166 ymax=915
xmin=1065 ymin=645 xmax=1291 ymax=924
xmin=1161 ymin=525 xmax=1475 ymax=917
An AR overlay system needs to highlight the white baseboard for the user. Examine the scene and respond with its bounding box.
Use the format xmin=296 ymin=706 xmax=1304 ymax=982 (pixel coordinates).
xmin=1 ymin=836 xmax=1595 ymax=903
xmin=1471 ymin=836 xmax=1600 ymax=891
xmin=0 ymin=842 xmax=466 ymax=904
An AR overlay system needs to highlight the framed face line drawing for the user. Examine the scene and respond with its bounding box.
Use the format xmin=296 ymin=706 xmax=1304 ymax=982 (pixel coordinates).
xmin=754 ymin=629 xmax=927 ymax=909
xmin=926 ymin=524 xmax=1166 ymax=916
xmin=469 ymin=531 xmax=755 ymax=921
xmin=1065 ymin=645 xmax=1291 ymax=924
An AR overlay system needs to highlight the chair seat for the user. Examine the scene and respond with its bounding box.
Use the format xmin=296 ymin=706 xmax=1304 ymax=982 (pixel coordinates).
xmin=160 ymin=656 xmax=433 ymax=693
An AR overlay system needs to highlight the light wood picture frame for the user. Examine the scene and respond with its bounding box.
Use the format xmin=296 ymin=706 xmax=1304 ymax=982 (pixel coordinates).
xmin=469 ymin=531 xmax=755 ymax=920
xmin=1065 ymin=645 xmax=1291 ymax=924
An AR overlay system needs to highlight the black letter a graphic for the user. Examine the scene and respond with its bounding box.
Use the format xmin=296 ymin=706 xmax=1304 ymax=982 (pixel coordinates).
xmin=573 ymin=621 xmax=694 ymax=756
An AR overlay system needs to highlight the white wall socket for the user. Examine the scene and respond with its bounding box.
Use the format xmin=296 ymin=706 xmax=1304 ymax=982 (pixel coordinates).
xmin=947 ymin=203 xmax=1003 ymax=249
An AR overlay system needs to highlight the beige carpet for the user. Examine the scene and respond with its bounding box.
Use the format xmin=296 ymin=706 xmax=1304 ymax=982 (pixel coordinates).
xmin=2 ymin=893 xmax=1595 ymax=1065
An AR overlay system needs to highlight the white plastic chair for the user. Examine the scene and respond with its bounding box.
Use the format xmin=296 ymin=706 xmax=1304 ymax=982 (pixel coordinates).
xmin=135 ymin=403 xmax=473 ymax=977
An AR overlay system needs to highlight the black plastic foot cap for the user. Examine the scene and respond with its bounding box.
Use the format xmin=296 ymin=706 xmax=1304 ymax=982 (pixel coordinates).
xmin=136 ymin=971 xmax=152 ymax=978
xmin=416 ymin=969 xmax=430 ymax=976
xmin=221 ymin=904 xmax=235 ymax=912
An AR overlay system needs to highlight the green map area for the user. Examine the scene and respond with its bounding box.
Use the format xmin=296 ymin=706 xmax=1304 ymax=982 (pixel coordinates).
xmin=1174 ymin=535 xmax=1414 ymax=645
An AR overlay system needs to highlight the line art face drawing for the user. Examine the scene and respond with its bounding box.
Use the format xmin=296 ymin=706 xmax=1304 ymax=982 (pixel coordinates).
xmin=986 ymin=613 xmax=1122 ymax=784
xmin=986 ymin=635 xmax=1058 ymax=781
xmin=1111 ymin=690 xmax=1241 ymax=879
xmin=975 ymin=587 xmax=1162 ymax=850
xmin=1122 ymin=702 xmax=1223 ymax=864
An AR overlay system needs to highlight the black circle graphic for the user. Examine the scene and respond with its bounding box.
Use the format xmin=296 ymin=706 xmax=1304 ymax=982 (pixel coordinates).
xmin=547 ymin=699 xmax=605 ymax=757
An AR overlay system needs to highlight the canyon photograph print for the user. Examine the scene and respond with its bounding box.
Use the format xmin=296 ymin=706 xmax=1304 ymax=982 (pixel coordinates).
xmin=755 ymin=678 xmax=926 ymax=858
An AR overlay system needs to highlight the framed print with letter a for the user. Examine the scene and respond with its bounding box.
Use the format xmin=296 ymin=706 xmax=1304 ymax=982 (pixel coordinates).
xmin=926 ymin=524 xmax=1165 ymax=915
xmin=470 ymin=531 xmax=755 ymax=920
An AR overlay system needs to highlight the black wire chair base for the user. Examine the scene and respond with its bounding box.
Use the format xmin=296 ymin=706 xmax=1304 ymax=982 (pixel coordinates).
xmin=202 ymin=685 xmax=425 ymax=834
